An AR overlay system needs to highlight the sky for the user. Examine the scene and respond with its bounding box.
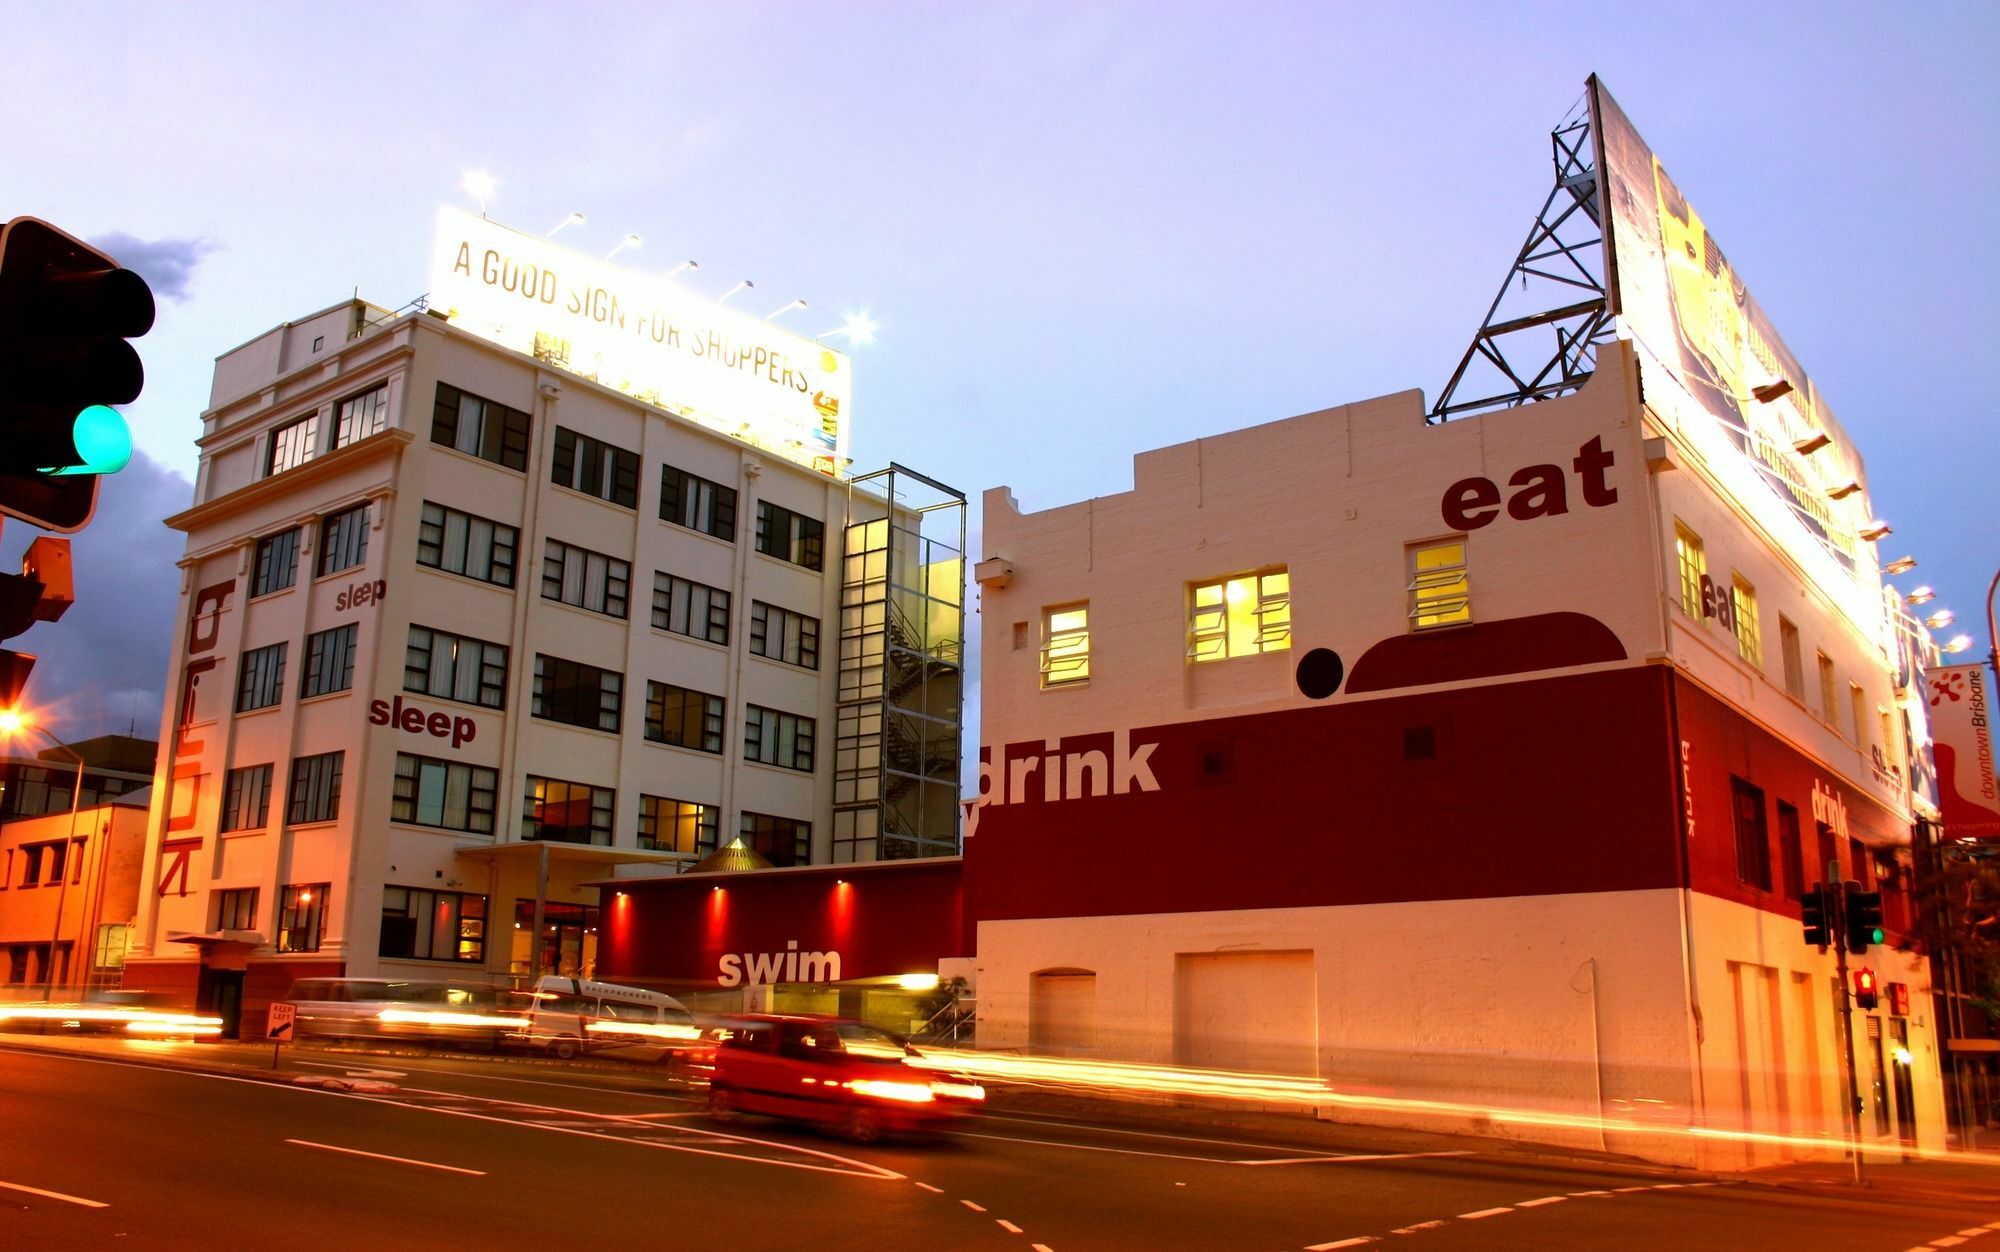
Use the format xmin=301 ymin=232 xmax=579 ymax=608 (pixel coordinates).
xmin=2 ymin=0 xmax=1996 ymax=748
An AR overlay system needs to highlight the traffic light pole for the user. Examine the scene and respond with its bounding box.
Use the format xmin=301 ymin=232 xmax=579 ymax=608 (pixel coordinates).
xmin=1829 ymin=862 xmax=1864 ymax=1186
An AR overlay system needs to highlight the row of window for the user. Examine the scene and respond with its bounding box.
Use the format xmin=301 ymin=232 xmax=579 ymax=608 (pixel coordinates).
xmin=1676 ymin=523 xmax=1895 ymax=766
xmin=1036 ymin=541 xmax=1470 ymax=688
xmin=223 ymin=746 xmax=813 ymax=860
xmin=1728 ymin=774 xmax=1903 ymax=926
xmin=249 ymin=503 xmax=371 ymax=597
xmin=0 ymin=838 xmax=83 ymax=890
xmin=428 ymin=381 xmax=825 ymax=569
xmin=265 ymin=383 xmax=390 ymax=477
xmin=210 ymin=884 xmax=327 ymax=953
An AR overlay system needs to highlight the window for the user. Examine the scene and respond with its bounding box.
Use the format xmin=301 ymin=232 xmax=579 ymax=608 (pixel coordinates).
xmin=333 ymin=383 xmax=389 ymax=448
xmin=213 ymin=887 xmax=258 ymax=931
xmin=236 ymin=642 xmax=287 ymax=712
xmin=532 ymin=654 xmax=623 ymax=732
xmin=1731 ymin=575 xmax=1761 ymax=667
xmin=1408 ymin=542 xmax=1469 ymax=630
xmin=542 ymin=539 xmax=630 ymax=618
xmin=1880 ymin=710 xmax=1901 ymax=778
xmin=755 ymin=501 xmax=824 ymax=570
xmin=392 ymin=753 xmax=498 ymax=834
xmin=1674 ymin=523 xmax=1705 ymax=618
xmin=638 ymin=795 xmax=717 ymax=854
xmin=1779 ymin=616 xmax=1804 ymax=700
xmin=219 ymin=764 xmax=273 ymax=833
xmin=1816 ymin=822 xmax=1839 ymax=887
xmin=744 ymin=704 xmax=816 ymax=772
xmin=750 ymin=601 xmax=820 ymax=670
xmin=277 ymin=884 xmax=328 ymax=953
xmin=661 ymin=464 xmax=737 ymax=539
xmin=1192 ymin=568 xmax=1293 ymax=660
xmin=1731 ymin=776 xmax=1772 ymax=891
xmin=380 ymin=886 xmax=487 ymax=962
xmin=522 ymin=775 xmax=614 ymax=845
xmin=551 ymin=426 xmax=639 ymax=508
xmin=251 ymin=528 xmax=300 ymax=598
xmin=431 ymin=382 xmax=530 ymax=472
xmin=654 ymin=573 xmax=731 ymax=645
xmin=644 ymin=681 xmax=724 ymax=754
xmin=405 ymin=625 xmax=509 ymax=709
xmin=266 ymin=412 xmax=320 ymax=476
xmin=1040 ymin=604 xmax=1089 ymax=686
xmin=21 ymin=840 xmax=72 ymax=887
xmin=738 ymin=811 xmax=810 ymax=867
xmin=288 ymin=751 xmax=344 ymax=825
xmin=1817 ymin=652 xmax=1839 ymax=727
xmin=1778 ymin=802 xmax=1804 ymax=899
xmin=417 ymin=501 xmax=517 ymax=588
xmin=1849 ymin=684 xmax=1868 ymax=747
xmin=317 ymin=503 xmax=370 ymax=575
xmin=301 ymin=623 xmax=358 ymax=698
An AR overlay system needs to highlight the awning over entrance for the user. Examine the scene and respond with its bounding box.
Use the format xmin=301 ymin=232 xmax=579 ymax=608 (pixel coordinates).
xmin=165 ymin=929 xmax=266 ymax=949
xmin=453 ymin=841 xmax=687 ymax=872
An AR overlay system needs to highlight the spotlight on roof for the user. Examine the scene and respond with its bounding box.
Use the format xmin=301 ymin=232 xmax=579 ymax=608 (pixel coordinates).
xmin=1751 ymin=378 xmax=1795 ymax=404
xmin=461 ymin=170 xmax=497 ymax=215
xmin=1827 ymin=480 xmax=1863 ymax=500
xmin=765 ymin=298 xmax=808 ymax=322
xmin=1792 ymin=431 xmax=1831 ymax=455
xmin=546 ymin=211 xmax=586 ymax=237
xmin=1943 ymin=634 xmax=1974 ymax=655
xmin=718 ymin=280 xmax=754 ymax=304
xmin=1883 ymin=556 xmax=1917 ymax=575
xmin=605 ymin=234 xmax=642 ymax=262
xmin=1906 ymin=586 xmax=1936 ymax=606
xmin=1927 ymin=609 xmax=1955 ymax=630
xmin=816 ymin=313 xmax=878 ymax=345
xmin=665 ymin=260 xmax=699 ymax=280
xmin=1857 ymin=520 xmax=1891 ymax=542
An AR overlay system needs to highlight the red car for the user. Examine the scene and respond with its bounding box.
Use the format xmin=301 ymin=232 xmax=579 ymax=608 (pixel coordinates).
xmin=706 ymin=1014 xmax=984 ymax=1142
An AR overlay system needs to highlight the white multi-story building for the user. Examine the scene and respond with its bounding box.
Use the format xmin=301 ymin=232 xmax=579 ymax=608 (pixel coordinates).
xmin=123 ymin=254 xmax=963 ymax=1034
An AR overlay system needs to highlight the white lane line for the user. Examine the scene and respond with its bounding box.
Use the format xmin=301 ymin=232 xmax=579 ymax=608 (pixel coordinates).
xmin=914 ymin=1182 xmax=944 ymax=1193
xmin=1651 ymin=1182 xmax=1685 ymax=1190
xmin=1516 ymin=1196 xmax=1567 ymax=1207
xmin=1306 ymin=1238 xmax=1378 ymax=1250
xmin=1932 ymin=1238 xmax=1967 ymax=1249
xmin=1032 ymin=1245 xmax=1055 ymax=1252
xmin=962 ymin=1199 xmax=988 ymax=1212
xmin=953 ymin=1130 xmax=1231 ymax=1165
xmin=1612 ymin=1185 xmax=1653 ymax=1192
xmin=1236 ymin=1150 xmax=1475 ymax=1166
xmin=1459 ymin=1207 xmax=1513 ymax=1220
xmin=983 ymin=1113 xmax=1373 ymax=1156
xmin=1568 ymin=1190 xmax=1614 ymax=1197
xmin=284 ymin=1138 xmax=485 ymax=1176
xmin=1391 ymin=1220 xmax=1446 ymax=1234
xmin=0 ymin=1178 xmax=109 ymax=1209
xmin=997 ymin=1219 xmax=1024 ymax=1233
xmin=1959 ymin=1231 xmax=1992 ymax=1239
xmin=1987 ymin=1222 xmax=2000 ymax=1231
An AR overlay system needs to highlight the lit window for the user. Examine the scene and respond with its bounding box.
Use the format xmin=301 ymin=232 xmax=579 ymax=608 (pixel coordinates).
xmin=1041 ymin=605 xmax=1090 ymax=686
xmin=1190 ymin=570 xmax=1291 ymax=662
xmin=1731 ymin=575 xmax=1761 ymax=668
xmin=1674 ymin=523 xmax=1705 ymax=619
xmin=1408 ymin=541 xmax=1469 ymax=630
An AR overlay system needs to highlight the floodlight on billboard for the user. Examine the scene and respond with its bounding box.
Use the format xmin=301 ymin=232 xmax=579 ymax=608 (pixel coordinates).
xmin=427 ymin=207 xmax=849 ymax=477
xmin=1589 ymin=78 xmax=1873 ymax=608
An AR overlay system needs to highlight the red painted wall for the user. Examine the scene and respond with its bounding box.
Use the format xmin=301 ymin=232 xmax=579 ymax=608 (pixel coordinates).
xmin=968 ymin=666 xmax=1685 ymax=922
xmin=595 ymin=860 xmax=967 ymax=990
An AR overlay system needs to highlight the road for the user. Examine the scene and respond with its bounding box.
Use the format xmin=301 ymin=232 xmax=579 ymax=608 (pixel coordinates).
xmin=2 ymin=1038 xmax=1996 ymax=1250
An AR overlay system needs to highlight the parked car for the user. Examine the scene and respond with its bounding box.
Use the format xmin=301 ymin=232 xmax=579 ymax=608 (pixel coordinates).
xmin=706 ymin=1014 xmax=984 ymax=1142
xmin=509 ymin=975 xmax=699 ymax=1062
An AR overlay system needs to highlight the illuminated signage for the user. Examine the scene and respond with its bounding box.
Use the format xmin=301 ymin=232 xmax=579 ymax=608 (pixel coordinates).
xmin=1592 ymin=78 xmax=1875 ymax=618
xmin=427 ymin=207 xmax=850 ymax=477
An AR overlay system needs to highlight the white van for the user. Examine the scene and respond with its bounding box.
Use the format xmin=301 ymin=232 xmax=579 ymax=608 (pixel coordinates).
xmin=516 ymin=976 xmax=697 ymax=1061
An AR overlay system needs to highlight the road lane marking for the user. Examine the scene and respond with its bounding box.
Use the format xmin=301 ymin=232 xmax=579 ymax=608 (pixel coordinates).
xmin=1612 ymin=1185 xmax=1653 ymax=1192
xmin=1959 ymin=1231 xmax=1992 ymax=1239
xmin=1458 ymin=1207 xmax=1513 ymax=1220
xmin=952 ymin=1130 xmax=1232 ymax=1164
xmin=284 ymin=1139 xmax=485 ymax=1176
xmin=982 ymin=1113 xmax=1400 ymax=1156
xmin=1568 ymin=1190 xmax=1614 ymax=1197
xmin=0 ymin=1178 xmax=109 ymax=1208
xmin=998 ymin=1219 xmax=1023 ymax=1233
xmin=292 ymin=1061 xmax=408 ymax=1078
xmin=915 ymin=1182 xmax=944 ymax=1193
xmin=1391 ymin=1220 xmax=1446 ymax=1234
xmin=1236 ymin=1150 xmax=1475 ymax=1166
xmin=962 ymin=1199 xmax=988 ymax=1212
xmin=1932 ymin=1239 xmax=1967 ymax=1248
xmin=1516 ymin=1196 xmax=1566 ymax=1207
xmin=1031 ymin=1245 xmax=1054 ymax=1252
xmin=1307 ymin=1239 xmax=1378 ymax=1249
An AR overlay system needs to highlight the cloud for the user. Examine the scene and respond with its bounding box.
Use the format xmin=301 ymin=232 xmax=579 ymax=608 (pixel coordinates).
xmin=87 ymin=232 xmax=216 ymax=303
xmin=1 ymin=451 xmax=193 ymax=744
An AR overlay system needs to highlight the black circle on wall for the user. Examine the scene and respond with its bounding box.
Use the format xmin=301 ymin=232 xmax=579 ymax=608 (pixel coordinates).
xmin=1295 ymin=648 xmax=1343 ymax=700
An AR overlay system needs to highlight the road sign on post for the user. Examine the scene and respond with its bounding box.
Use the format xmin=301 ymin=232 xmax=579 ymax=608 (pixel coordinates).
xmin=267 ymin=1001 xmax=296 ymax=1069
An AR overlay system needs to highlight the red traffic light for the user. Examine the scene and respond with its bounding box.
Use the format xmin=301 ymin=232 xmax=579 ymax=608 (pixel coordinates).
xmin=1853 ymin=968 xmax=1879 ymax=1010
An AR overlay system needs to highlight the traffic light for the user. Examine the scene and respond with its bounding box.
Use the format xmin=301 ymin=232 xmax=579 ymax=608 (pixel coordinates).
xmin=1853 ymin=967 xmax=1879 ymax=1011
xmin=1800 ymin=882 xmax=1830 ymax=949
xmin=1845 ymin=884 xmax=1884 ymax=955
xmin=0 ymin=536 xmax=72 ymax=715
xmin=0 ymin=216 xmax=153 ymax=531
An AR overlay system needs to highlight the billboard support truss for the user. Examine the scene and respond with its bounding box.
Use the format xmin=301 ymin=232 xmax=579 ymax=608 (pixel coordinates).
xmin=1430 ymin=97 xmax=1616 ymax=423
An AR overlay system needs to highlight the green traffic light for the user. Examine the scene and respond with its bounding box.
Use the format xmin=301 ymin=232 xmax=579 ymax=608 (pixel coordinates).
xmin=44 ymin=405 xmax=133 ymax=476
xmin=1872 ymin=926 xmax=1885 ymax=945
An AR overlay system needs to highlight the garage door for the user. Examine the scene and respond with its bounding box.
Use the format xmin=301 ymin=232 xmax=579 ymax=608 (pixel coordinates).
xmin=1174 ymin=951 xmax=1317 ymax=1076
xmin=1030 ymin=969 xmax=1097 ymax=1056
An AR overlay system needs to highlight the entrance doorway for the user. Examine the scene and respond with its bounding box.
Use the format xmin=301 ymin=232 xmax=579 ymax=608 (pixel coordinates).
xmin=512 ymin=901 xmax=599 ymax=980
xmin=197 ymin=967 xmax=244 ymax=1038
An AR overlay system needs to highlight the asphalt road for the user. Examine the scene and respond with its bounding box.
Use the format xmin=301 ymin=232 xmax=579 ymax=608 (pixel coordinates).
xmin=2 ymin=1038 xmax=1997 ymax=1250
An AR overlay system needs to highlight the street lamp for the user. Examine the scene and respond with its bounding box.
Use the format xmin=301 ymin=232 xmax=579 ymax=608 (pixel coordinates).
xmin=0 ymin=712 xmax=85 ymax=1002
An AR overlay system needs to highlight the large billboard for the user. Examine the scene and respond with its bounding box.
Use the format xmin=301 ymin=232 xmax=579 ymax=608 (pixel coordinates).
xmin=1928 ymin=663 xmax=2000 ymax=839
xmin=1592 ymin=79 xmax=1871 ymax=591
xmin=428 ymin=207 xmax=850 ymax=477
